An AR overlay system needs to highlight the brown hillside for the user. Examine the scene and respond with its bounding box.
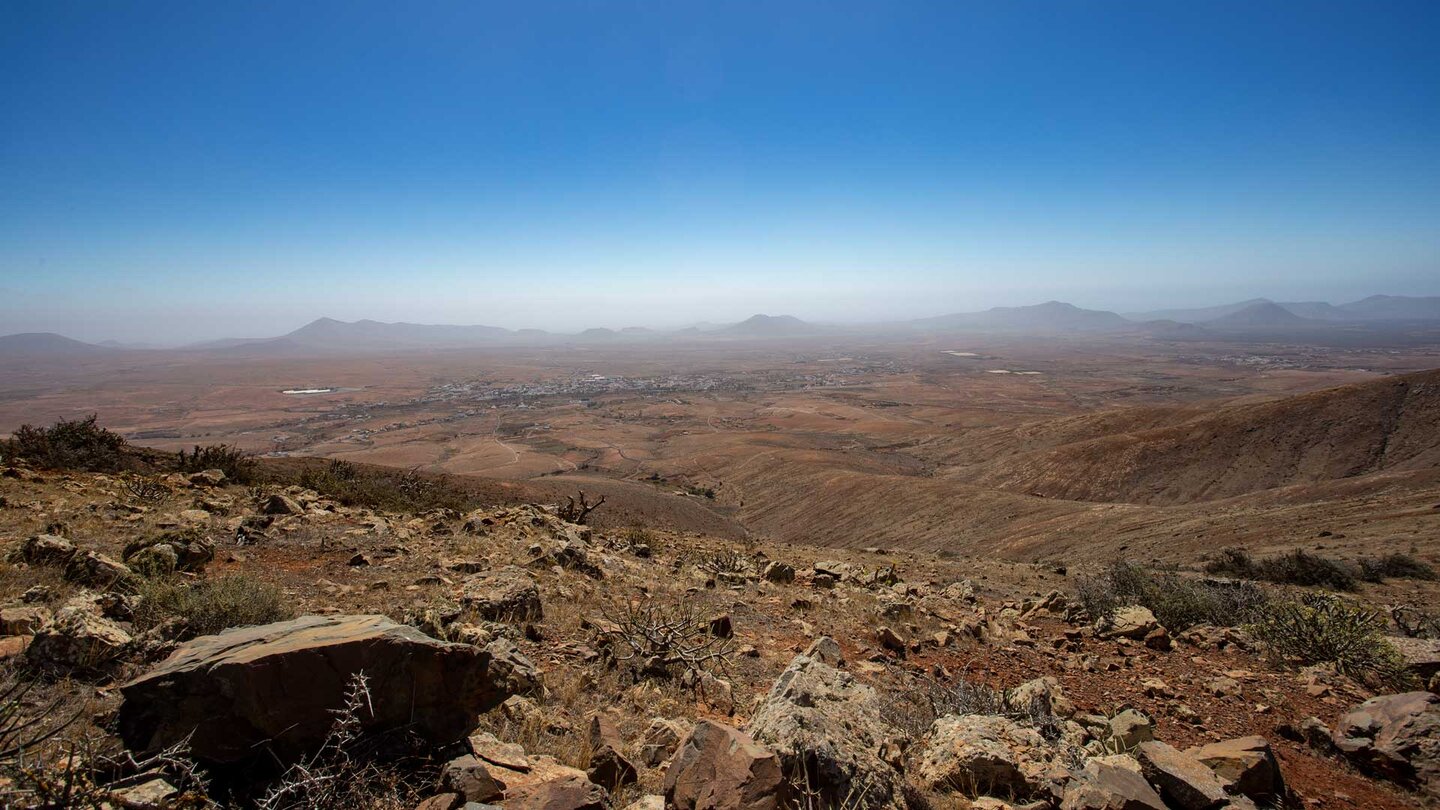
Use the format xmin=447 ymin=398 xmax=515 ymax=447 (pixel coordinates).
xmin=961 ymin=368 xmax=1440 ymax=505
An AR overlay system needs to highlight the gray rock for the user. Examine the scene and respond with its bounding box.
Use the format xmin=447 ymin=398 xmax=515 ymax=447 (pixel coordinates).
xmin=748 ymin=654 xmax=903 ymax=809
xmin=25 ymin=598 xmax=133 ymax=676
xmin=461 ymin=566 xmax=543 ymax=622
xmin=914 ymin=714 xmax=1068 ymax=801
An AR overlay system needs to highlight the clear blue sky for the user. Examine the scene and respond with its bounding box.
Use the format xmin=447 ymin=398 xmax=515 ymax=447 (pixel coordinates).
xmin=2 ymin=1 xmax=1438 ymax=342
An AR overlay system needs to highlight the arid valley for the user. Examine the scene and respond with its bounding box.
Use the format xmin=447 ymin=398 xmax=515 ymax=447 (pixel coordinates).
xmin=6 ymin=321 xmax=1439 ymax=567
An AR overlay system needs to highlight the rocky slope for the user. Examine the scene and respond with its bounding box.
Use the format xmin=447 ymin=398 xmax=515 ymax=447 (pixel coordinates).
xmin=0 ymin=461 xmax=1436 ymax=809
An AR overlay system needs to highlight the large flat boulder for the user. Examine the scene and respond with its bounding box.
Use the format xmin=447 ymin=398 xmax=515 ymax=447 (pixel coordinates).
xmin=117 ymin=614 xmax=527 ymax=765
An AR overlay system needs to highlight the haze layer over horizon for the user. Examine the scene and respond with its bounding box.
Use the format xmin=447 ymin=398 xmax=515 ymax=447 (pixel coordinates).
xmin=3 ymin=1 xmax=1438 ymax=343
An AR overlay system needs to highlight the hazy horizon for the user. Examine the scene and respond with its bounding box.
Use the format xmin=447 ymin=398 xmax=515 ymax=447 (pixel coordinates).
xmin=4 ymin=2 xmax=1438 ymax=343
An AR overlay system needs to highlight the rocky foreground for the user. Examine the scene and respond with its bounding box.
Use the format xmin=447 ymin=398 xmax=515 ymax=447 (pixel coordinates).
xmin=0 ymin=462 xmax=1437 ymax=809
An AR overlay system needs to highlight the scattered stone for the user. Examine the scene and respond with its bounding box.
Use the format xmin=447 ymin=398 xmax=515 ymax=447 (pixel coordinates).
xmin=0 ymin=605 xmax=48 ymax=635
xmin=876 ymin=626 xmax=906 ymax=654
xmin=64 ymin=550 xmax=137 ymax=590
xmin=187 ymin=469 xmax=227 ymax=487
xmin=469 ymin=731 xmax=531 ymax=772
xmin=1207 ymin=677 xmax=1242 ymax=698
xmin=1060 ymin=758 xmax=1166 ymax=810
xmin=1107 ymin=709 xmax=1155 ymax=750
xmin=118 ymin=614 xmax=530 ymax=765
xmin=805 ymin=636 xmax=844 ymax=667
xmin=1332 ymin=691 xmax=1440 ymax=798
xmin=665 ymin=719 xmax=788 ymax=810
xmin=748 ymin=654 xmax=901 ymax=808
xmin=18 ymin=534 xmax=77 ymax=565
xmin=501 ymin=757 xmax=608 ymax=810
xmin=1098 ymin=606 xmax=1160 ymax=641
xmin=24 ymin=599 xmax=132 ymax=676
xmin=586 ymin=713 xmax=637 ymax=788
xmin=762 ymin=561 xmax=795 ymax=583
xmin=414 ymin=794 xmax=463 ymax=810
xmin=1185 ymin=736 xmax=1283 ymax=802
xmin=1135 ymin=741 xmax=1230 ymax=809
xmin=639 ymin=717 xmax=692 ymax=767
xmin=1009 ymin=676 xmax=1075 ymax=718
xmin=461 ymin=566 xmax=543 ymax=622
xmin=261 ymin=493 xmax=304 ymax=516
xmin=441 ymin=754 xmax=505 ymax=803
xmin=110 ymin=776 xmax=177 ymax=809
xmin=916 ymin=714 xmax=1066 ymax=801
xmin=1387 ymin=636 xmax=1440 ymax=685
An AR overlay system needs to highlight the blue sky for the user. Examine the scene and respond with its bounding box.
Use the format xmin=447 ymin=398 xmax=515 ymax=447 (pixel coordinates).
xmin=2 ymin=1 xmax=1438 ymax=342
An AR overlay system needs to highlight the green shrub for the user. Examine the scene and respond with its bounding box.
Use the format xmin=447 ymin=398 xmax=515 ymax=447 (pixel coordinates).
xmin=1247 ymin=592 xmax=1413 ymax=689
xmin=176 ymin=443 xmax=257 ymax=483
xmin=134 ymin=575 xmax=293 ymax=638
xmin=1206 ymin=547 xmax=1358 ymax=591
xmin=1076 ymin=562 xmax=1268 ymax=631
xmin=1 ymin=415 xmax=129 ymax=472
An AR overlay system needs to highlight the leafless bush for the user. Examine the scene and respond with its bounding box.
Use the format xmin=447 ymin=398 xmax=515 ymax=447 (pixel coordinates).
xmin=694 ymin=548 xmax=757 ymax=581
xmin=880 ymin=672 xmax=1062 ymax=743
xmin=122 ymin=475 xmax=169 ymax=505
xmin=0 ymin=677 xmax=79 ymax=762
xmin=557 ymin=490 xmax=606 ymax=524
xmin=1389 ymin=603 xmax=1440 ymax=639
xmin=603 ymin=598 xmax=733 ymax=682
xmin=0 ymin=675 xmax=209 ymax=808
xmin=256 ymin=673 xmax=425 ymax=810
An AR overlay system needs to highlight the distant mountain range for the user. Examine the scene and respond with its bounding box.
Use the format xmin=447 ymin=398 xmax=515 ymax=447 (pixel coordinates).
xmin=0 ymin=332 xmax=109 ymax=356
xmin=1125 ymin=295 xmax=1440 ymax=324
xmin=5 ymin=294 xmax=1440 ymax=356
xmin=912 ymin=301 xmax=1132 ymax=333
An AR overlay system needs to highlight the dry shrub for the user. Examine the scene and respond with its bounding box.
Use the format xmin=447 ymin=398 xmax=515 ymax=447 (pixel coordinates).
xmin=296 ymin=460 xmax=473 ymax=514
xmin=1359 ymin=552 xmax=1436 ymax=583
xmin=256 ymin=673 xmax=428 ymax=810
xmin=604 ymin=597 xmax=733 ymax=682
xmin=1206 ymin=548 xmax=1358 ymax=591
xmin=0 ymin=673 xmax=209 ymax=809
xmin=2 ymin=416 xmax=130 ymax=473
xmin=1389 ymin=603 xmax=1440 ymax=639
xmin=1247 ymin=592 xmax=1413 ymax=689
xmin=1076 ymin=562 xmax=1268 ymax=631
xmin=176 ymin=444 xmax=257 ymax=484
xmin=133 ymin=575 xmax=294 ymax=639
